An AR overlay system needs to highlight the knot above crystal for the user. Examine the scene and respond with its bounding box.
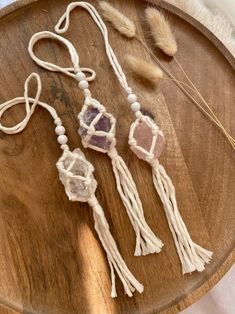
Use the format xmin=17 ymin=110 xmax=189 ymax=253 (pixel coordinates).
xmin=56 ymin=148 xmax=97 ymax=202
xmin=129 ymin=115 xmax=165 ymax=163
xmin=78 ymin=101 xmax=116 ymax=153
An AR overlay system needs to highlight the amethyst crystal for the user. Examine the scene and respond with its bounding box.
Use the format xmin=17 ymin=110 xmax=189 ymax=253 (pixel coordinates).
xmin=78 ymin=107 xmax=112 ymax=151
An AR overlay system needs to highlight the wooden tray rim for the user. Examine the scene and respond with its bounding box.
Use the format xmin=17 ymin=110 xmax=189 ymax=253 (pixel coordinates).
xmin=149 ymin=0 xmax=235 ymax=70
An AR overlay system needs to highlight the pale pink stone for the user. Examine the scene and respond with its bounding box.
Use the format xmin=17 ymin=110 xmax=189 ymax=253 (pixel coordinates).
xmin=131 ymin=121 xmax=165 ymax=160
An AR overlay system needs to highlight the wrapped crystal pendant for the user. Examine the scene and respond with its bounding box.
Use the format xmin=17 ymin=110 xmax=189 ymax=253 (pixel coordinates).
xmin=56 ymin=148 xmax=97 ymax=202
xmin=78 ymin=100 xmax=164 ymax=256
xmin=129 ymin=114 xmax=165 ymax=163
xmin=78 ymin=99 xmax=116 ymax=153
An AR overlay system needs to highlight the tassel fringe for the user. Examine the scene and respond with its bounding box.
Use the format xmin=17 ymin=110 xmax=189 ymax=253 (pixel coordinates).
xmin=152 ymin=162 xmax=213 ymax=274
xmin=108 ymin=148 xmax=163 ymax=256
xmin=88 ymin=196 xmax=144 ymax=297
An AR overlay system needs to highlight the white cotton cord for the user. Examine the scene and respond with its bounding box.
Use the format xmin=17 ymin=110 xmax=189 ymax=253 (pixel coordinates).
xmin=0 ymin=73 xmax=143 ymax=298
xmin=29 ymin=29 xmax=163 ymax=256
xmin=108 ymin=147 xmax=163 ymax=256
xmin=54 ymin=2 xmax=131 ymax=94
xmin=81 ymin=97 xmax=164 ymax=256
xmin=152 ymin=162 xmax=213 ymax=274
xmin=88 ymin=195 xmax=144 ymax=297
xmin=0 ymin=73 xmax=63 ymax=136
xmin=28 ymin=31 xmax=96 ymax=82
xmin=54 ymin=2 xmax=213 ymax=273
xmin=0 ymin=72 xmax=70 ymax=152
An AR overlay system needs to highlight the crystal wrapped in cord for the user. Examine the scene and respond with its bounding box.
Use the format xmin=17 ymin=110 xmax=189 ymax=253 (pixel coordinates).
xmin=129 ymin=111 xmax=213 ymax=273
xmin=0 ymin=72 xmax=143 ymax=298
xmin=28 ymin=30 xmax=164 ymax=257
xmin=52 ymin=1 xmax=213 ymax=275
xmin=78 ymin=97 xmax=116 ymax=153
xmin=56 ymin=148 xmax=97 ymax=202
xmin=129 ymin=113 xmax=165 ymax=163
xmin=56 ymin=147 xmax=144 ymax=296
xmin=78 ymin=94 xmax=164 ymax=256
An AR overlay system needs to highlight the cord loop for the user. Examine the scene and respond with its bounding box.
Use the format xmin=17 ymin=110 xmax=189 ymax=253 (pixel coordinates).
xmin=28 ymin=31 xmax=96 ymax=82
xmin=0 ymin=73 xmax=59 ymax=134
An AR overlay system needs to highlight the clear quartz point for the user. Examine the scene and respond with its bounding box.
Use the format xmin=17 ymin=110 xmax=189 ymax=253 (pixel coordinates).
xmin=57 ymin=148 xmax=97 ymax=202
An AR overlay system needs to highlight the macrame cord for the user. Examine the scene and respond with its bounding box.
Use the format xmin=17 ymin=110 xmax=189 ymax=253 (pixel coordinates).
xmin=54 ymin=1 xmax=213 ymax=274
xmin=0 ymin=72 xmax=144 ymax=297
xmin=28 ymin=31 xmax=163 ymax=256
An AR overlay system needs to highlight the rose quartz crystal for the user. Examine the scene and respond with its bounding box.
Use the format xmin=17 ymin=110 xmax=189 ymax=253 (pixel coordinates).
xmin=131 ymin=121 xmax=165 ymax=160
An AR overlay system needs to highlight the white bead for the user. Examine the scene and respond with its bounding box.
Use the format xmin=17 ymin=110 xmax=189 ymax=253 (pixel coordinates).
xmin=78 ymin=80 xmax=89 ymax=90
xmin=127 ymin=93 xmax=137 ymax=104
xmin=55 ymin=125 xmax=65 ymax=135
xmin=76 ymin=72 xmax=86 ymax=82
xmin=131 ymin=102 xmax=141 ymax=112
xmin=57 ymin=135 xmax=68 ymax=145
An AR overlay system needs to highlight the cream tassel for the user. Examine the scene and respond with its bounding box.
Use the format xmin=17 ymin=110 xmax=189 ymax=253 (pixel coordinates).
xmin=151 ymin=161 xmax=213 ymax=274
xmin=108 ymin=148 xmax=164 ymax=256
xmin=88 ymin=195 xmax=144 ymax=297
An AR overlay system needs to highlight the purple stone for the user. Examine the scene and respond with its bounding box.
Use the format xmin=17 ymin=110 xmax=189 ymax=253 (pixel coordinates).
xmin=78 ymin=107 xmax=99 ymax=138
xmin=95 ymin=115 xmax=111 ymax=132
xmin=84 ymin=107 xmax=99 ymax=125
xmin=89 ymin=136 xmax=111 ymax=150
xmin=78 ymin=126 xmax=88 ymax=138
xmin=78 ymin=107 xmax=112 ymax=150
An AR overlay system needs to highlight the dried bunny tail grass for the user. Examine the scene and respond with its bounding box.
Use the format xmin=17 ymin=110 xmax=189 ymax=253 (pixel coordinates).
xmin=126 ymin=54 xmax=163 ymax=86
xmin=145 ymin=7 xmax=177 ymax=56
xmin=99 ymin=1 xmax=136 ymax=38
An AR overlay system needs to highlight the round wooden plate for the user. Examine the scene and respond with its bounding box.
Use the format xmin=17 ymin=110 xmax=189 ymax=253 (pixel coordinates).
xmin=0 ymin=0 xmax=234 ymax=313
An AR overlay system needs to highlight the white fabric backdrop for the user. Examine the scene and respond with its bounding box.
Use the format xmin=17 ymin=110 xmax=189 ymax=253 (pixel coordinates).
xmin=182 ymin=266 xmax=235 ymax=314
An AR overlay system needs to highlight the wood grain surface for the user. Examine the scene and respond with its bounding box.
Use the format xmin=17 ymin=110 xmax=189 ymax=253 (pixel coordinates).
xmin=0 ymin=0 xmax=234 ymax=313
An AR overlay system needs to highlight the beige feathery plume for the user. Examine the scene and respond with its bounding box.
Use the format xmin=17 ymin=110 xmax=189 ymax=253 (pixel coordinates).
xmin=145 ymin=7 xmax=177 ymax=56
xmin=126 ymin=55 xmax=163 ymax=86
xmin=99 ymin=1 xmax=136 ymax=38
xmin=97 ymin=3 xmax=234 ymax=150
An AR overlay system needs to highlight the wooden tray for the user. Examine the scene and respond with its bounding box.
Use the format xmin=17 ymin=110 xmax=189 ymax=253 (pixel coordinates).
xmin=0 ymin=0 xmax=234 ymax=313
